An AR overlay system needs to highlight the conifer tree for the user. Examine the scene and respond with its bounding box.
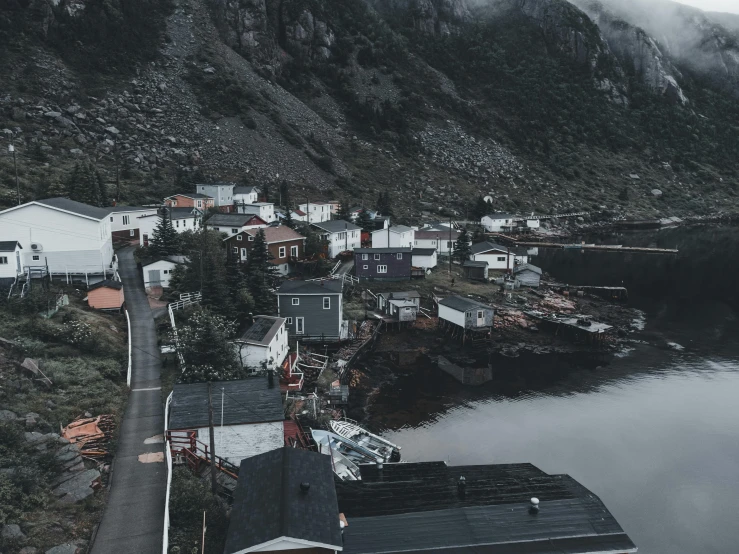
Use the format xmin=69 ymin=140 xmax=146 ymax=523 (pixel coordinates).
xmin=149 ymin=211 xmax=180 ymax=256
xmin=453 ymin=227 xmax=472 ymax=263
xmin=357 ymin=208 xmax=372 ymax=231
xmin=245 ymin=229 xmax=277 ymax=315
xmin=336 ymin=198 xmax=351 ymax=222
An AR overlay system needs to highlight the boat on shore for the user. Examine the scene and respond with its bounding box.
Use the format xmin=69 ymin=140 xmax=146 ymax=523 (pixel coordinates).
xmin=311 ymin=429 xmax=382 ymax=480
xmin=311 ymin=430 xmax=363 ymax=480
xmin=329 ymin=419 xmax=402 ymax=462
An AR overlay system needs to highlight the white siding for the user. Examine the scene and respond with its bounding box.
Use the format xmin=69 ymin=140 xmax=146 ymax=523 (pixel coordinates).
xmin=472 ymin=251 xmax=510 ymax=270
xmin=481 ymin=216 xmax=513 ymax=232
xmin=412 ymin=252 xmax=437 ymax=269
xmin=233 ymin=191 xmax=259 ymax=204
xmin=371 ymin=229 xmax=415 ymax=248
xmin=0 ymin=204 xmax=112 ymax=274
xmin=110 ymin=209 xmax=159 ymax=232
xmin=195 ymin=422 xmax=284 ymax=464
xmin=139 ymin=215 xmax=198 ymax=246
xmin=415 ymin=237 xmax=455 ymax=254
xmin=142 ymin=260 xmax=179 ymax=288
xmin=0 ymin=246 xmax=21 ymax=278
xmin=236 ymin=203 xmax=275 ymax=222
xmin=197 ymin=184 xmax=234 ymax=207
xmin=299 ymin=203 xmax=332 ymax=223
xmin=438 ymin=304 xmax=465 ymax=327
xmin=327 ymin=231 xmax=361 ymax=258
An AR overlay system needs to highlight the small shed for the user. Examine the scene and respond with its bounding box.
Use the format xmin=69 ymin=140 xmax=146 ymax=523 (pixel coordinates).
xmin=463 ymin=260 xmax=488 ymax=281
xmin=237 ymin=316 xmax=289 ymax=372
xmin=87 ymin=280 xmax=124 ymax=310
xmin=411 ymin=248 xmax=437 ymax=269
xmin=438 ymin=295 xmax=494 ymax=331
xmin=513 ymin=263 xmax=542 ymax=287
xmin=142 ymin=256 xmax=186 ymax=289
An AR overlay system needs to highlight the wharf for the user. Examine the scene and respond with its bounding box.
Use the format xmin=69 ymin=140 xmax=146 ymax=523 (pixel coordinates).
xmin=513 ymin=241 xmax=677 ymax=254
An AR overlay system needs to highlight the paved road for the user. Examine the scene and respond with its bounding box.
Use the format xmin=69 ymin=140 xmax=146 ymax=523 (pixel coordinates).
xmin=91 ymin=247 xmax=165 ymax=554
xmin=335 ymin=260 xmax=354 ymax=275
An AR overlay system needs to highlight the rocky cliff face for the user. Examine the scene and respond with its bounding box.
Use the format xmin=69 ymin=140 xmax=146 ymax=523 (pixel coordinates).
xmin=367 ymin=0 xmax=471 ymax=35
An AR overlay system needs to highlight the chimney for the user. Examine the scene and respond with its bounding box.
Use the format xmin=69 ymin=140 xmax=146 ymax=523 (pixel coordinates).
xmin=457 ymin=476 xmax=466 ymax=498
xmin=376 ymin=460 xmax=383 ymax=470
xmin=529 ymin=497 xmax=539 ymax=515
xmin=300 ymin=482 xmax=310 ymax=493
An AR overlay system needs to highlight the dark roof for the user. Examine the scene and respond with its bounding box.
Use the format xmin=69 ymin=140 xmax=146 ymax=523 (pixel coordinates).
xmin=312 ymin=220 xmax=360 ymax=233
xmin=439 ymin=295 xmax=492 ymax=312
xmin=378 ymin=291 xmax=420 ymax=300
xmin=337 ymin=462 xmax=636 ymax=554
xmin=141 ymin=255 xmax=188 ymax=267
xmin=197 ymin=182 xmax=235 ymax=188
xmin=514 ymin=263 xmax=542 ymax=275
xmin=276 ymin=280 xmax=343 ymax=295
xmin=387 ymin=225 xmax=412 ymax=233
xmin=0 ymin=241 xmax=21 ymax=252
xmin=234 ymin=186 xmax=258 ymax=195
xmin=35 ymin=198 xmax=112 ymax=220
xmin=88 ymin=279 xmax=123 ymax=291
xmin=139 ymin=207 xmax=201 ymax=220
xmin=470 ymin=241 xmax=508 ymax=255
xmin=415 ymin=229 xmax=462 ymax=240
xmin=240 ymin=316 xmax=285 ymax=345
xmin=168 ymin=193 xmax=212 ymax=199
xmin=224 ymin=448 xmax=342 ymax=554
xmin=355 ymin=247 xmax=412 ymax=254
xmin=107 ymin=206 xmax=158 ymax=213
xmin=411 ymin=248 xmax=436 ymax=256
xmin=484 ymin=212 xmax=515 ymax=219
xmin=206 ymin=213 xmax=262 ymax=226
xmin=168 ymin=377 xmax=284 ymax=430
xmin=463 ymin=260 xmax=488 ymax=268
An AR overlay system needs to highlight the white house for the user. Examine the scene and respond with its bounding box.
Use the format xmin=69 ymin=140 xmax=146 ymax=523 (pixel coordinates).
xmin=205 ymin=213 xmax=269 ymax=237
xmin=139 ymin=207 xmax=203 ymax=247
xmin=108 ymin=206 xmax=159 ymax=241
xmin=142 ymin=256 xmax=187 ymax=289
xmin=233 ymin=185 xmax=259 ymax=206
xmin=414 ymin=228 xmax=462 ymax=255
xmin=237 ymin=316 xmax=289 ymax=372
xmin=481 ymin=213 xmax=516 ymax=232
xmin=235 ymin=202 xmax=276 ymax=223
xmin=196 ymin=182 xmax=235 ymax=209
xmin=311 ymin=220 xmax=361 ymax=258
xmin=0 ymin=241 xmax=22 ymax=280
xmin=411 ymin=247 xmax=437 ymax=269
xmin=168 ymin=377 xmax=286 ymax=465
xmin=371 ymin=225 xmax=415 ymax=248
xmin=0 ymin=198 xmax=114 ymax=277
xmin=470 ymin=242 xmax=512 ymax=270
xmin=298 ymin=202 xmax=332 ymax=223
xmin=438 ymin=295 xmax=494 ymax=331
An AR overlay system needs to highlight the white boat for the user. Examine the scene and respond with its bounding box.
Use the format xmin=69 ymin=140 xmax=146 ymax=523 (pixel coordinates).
xmin=312 ymin=430 xmax=362 ymax=481
xmin=329 ymin=419 xmax=401 ymax=462
xmin=311 ymin=429 xmax=382 ymax=480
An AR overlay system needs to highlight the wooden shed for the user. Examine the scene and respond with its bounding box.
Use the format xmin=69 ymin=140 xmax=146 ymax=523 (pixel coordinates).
xmin=513 ymin=263 xmax=542 ymax=287
xmin=463 ymin=260 xmax=489 ymax=281
xmin=438 ymin=296 xmax=494 ymax=331
xmin=87 ymin=280 xmax=124 ymax=310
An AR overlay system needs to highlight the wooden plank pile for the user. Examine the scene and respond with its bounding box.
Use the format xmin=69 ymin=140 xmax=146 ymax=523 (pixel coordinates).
xmin=61 ymin=415 xmax=116 ymax=460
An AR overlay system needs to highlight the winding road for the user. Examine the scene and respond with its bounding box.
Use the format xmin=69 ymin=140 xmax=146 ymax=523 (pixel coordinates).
xmin=91 ymin=247 xmax=165 ymax=554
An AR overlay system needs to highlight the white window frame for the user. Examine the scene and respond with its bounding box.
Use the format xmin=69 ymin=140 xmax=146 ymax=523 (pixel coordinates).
xmin=286 ymin=317 xmax=293 ymax=324
xmin=130 ymin=229 xmax=135 ymax=237
xmin=362 ymin=254 xmax=368 ymax=260
xmin=374 ymin=254 xmax=381 ymax=260
xmin=497 ymin=256 xmax=506 ymax=262
xmin=397 ymin=253 xmax=403 ymax=260
xmin=292 ymin=298 xmax=300 ymax=306
xmin=32 ymin=255 xmax=40 ymax=261
xmin=232 ymin=228 xmax=239 ymax=234
xmin=279 ymin=246 xmax=286 ymax=258
xmin=290 ymin=245 xmax=298 ymax=257
xmin=295 ymin=317 xmax=305 ymax=335
xmin=248 ymin=235 xmax=254 ymax=241
xmin=363 ymin=265 xmax=368 ymax=269
xmin=323 ymin=297 xmax=331 ymax=310
xmin=237 ymin=235 xmax=243 ymax=241
xmin=0 ymin=257 xmax=7 ymax=265
xmin=377 ymin=265 xmax=387 ymax=274
xmin=241 ymin=248 xmax=247 ymax=258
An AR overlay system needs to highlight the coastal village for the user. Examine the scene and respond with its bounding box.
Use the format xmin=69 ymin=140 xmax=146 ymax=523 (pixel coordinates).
xmin=0 ymin=183 xmax=657 ymax=554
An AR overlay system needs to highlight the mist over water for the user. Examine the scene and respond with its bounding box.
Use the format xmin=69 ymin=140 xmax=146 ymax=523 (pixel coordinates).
xmin=374 ymin=226 xmax=739 ymax=553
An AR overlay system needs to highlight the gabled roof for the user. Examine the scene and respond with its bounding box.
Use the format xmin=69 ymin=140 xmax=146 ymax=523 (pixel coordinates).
xmin=277 ymin=280 xmax=343 ymax=295
xmin=438 ymin=295 xmax=492 ymax=312
xmin=484 ymin=212 xmax=515 ymax=219
xmin=355 ymin=247 xmax=412 ymax=254
xmin=240 ymin=316 xmax=286 ymax=346
xmin=293 ymin=209 xmax=307 ymax=216
xmin=26 ymin=198 xmax=112 ymax=221
xmin=463 ymin=260 xmax=488 ymax=268
xmin=206 ymin=213 xmax=265 ymax=227
xmin=88 ymin=279 xmax=123 ymax=291
xmin=139 ymin=208 xmax=201 ymax=220
xmin=224 ymin=448 xmax=343 ymax=554
xmin=166 ymin=193 xmax=212 ymax=200
xmin=197 ymin=181 xmax=235 ymax=189
xmin=378 ymin=291 xmax=421 ymax=300
xmin=312 ymin=220 xmax=360 ymax=233
xmin=108 ymin=205 xmax=159 ymax=213
xmin=470 ymin=241 xmax=508 ymax=255
xmin=514 ymin=263 xmax=542 ymax=275
xmin=169 ymin=377 xmax=284 ymax=430
xmin=141 ymin=255 xmax=187 ymax=268
xmin=415 ymin=229 xmax=461 ymax=240
xmin=234 ymin=186 xmax=259 ymax=195
xmin=371 ymin=225 xmax=412 ymax=234
xmin=242 ymin=226 xmax=305 ymax=244
xmin=411 ymin=248 xmax=436 ymax=256
xmin=0 ymin=241 xmax=21 ymax=252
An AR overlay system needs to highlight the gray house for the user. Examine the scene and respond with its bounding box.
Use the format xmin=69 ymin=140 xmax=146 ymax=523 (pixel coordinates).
xmin=462 ymin=260 xmax=488 ymax=281
xmin=513 ymin=263 xmax=542 ymax=287
xmin=276 ymin=280 xmax=345 ymax=341
xmin=377 ymin=291 xmax=420 ymax=322
xmin=438 ymin=295 xmax=494 ymax=332
xmin=354 ymin=248 xmax=412 ymax=281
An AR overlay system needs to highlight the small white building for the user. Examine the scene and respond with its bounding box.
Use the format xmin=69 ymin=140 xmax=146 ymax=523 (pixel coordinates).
xmin=371 ymin=225 xmax=415 ymax=249
xmin=237 ymin=316 xmax=289 ymax=372
xmin=0 ymin=198 xmax=114 ymax=277
xmin=411 ymin=248 xmax=437 ymax=269
xmin=205 ymin=213 xmax=269 ymax=237
xmin=142 ymin=256 xmax=187 ymax=289
xmin=236 ymin=202 xmax=276 ymax=223
xmin=470 ymin=242 xmax=517 ymax=270
xmin=168 ymin=377 xmax=285 ymax=465
xmin=196 ymin=182 xmax=235 ymax=208
xmin=513 ymin=263 xmax=542 ymax=287
xmin=414 ymin=228 xmax=462 ymax=255
xmin=139 ymin=208 xmax=203 ymax=247
xmin=438 ymin=295 xmax=494 ymax=331
xmin=0 ymin=241 xmax=22 ymax=280
xmin=108 ymin=206 xmax=159 ymax=241
xmin=481 ymin=213 xmax=516 ymax=232
xmin=298 ymin=202 xmax=332 ymax=223
xmin=233 ymin=185 xmax=259 ymax=205
xmin=312 ymin=220 xmax=361 ymax=258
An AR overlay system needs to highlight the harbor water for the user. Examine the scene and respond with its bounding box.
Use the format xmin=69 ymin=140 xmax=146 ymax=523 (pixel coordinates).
xmin=372 ymin=226 xmax=739 ymax=554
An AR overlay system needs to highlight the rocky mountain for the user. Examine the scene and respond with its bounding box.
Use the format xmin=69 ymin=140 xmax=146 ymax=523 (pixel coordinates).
xmin=0 ymin=0 xmax=737 ymax=219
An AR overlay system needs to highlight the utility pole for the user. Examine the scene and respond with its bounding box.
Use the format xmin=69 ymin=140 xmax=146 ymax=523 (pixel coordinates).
xmin=114 ymin=139 xmax=120 ymax=204
xmin=207 ymin=383 xmax=218 ymax=494
xmin=9 ymin=142 xmax=19 ymax=205
xmin=449 ymin=216 xmax=452 ymax=275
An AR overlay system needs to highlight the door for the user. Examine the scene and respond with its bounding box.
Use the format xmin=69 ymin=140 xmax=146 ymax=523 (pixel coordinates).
xmin=148 ymin=270 xmax=161 ymax=286
xmin=295 ymin=317 xmax=305 ymax=335
xmin=477 ymin=310 xmax=485 ymax=327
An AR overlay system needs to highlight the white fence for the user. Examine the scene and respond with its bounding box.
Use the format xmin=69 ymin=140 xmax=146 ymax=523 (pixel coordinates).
xmin=168 ymin=292 xmax=202 ymax=371
xmin=163 ymin=391 xmax=173 ymax=554
xmin=125 ymin=308 xmax=132 ymax=387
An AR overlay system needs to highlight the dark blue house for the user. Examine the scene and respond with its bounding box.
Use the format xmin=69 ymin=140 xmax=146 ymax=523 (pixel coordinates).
xmin=354 ymin=248 xmax=412 ymax=281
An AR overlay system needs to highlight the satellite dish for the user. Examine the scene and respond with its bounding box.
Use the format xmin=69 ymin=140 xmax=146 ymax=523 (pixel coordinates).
xmin=483 ymin=196 xmax=493 ymax=204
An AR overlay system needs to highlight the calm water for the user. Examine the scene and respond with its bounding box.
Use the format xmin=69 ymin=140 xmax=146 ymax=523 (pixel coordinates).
xmin=374 ymin=226 xmax=739 ymax=554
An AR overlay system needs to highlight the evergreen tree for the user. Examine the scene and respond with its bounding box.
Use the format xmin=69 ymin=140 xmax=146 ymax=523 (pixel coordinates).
xmin=149 ymin=211 xmax=180 ymax=257
xmin=177 ymin=310 xmax=244 ymax=383
xmin=226 ymin=248 xmax=254 ymax=324
xmin=303 ymin=226 xmax=329 ymax=258
xmin=284 ymin=208 xmax=295 ymax=229
xmin=472 ymin=196 xmax=491 ymax=220
xmin=245 ymin=229 xmax=278 ymax=315
xmin=453 ymin=227 xmax=472 ymax=263
xmin=336 ymin=198 xmax=351 ymax=222
xmin=64 ymin=163 xmax=109 ymax=207
xmin=375 ymin=191 xmax=393 ymax=217
xmin=282 ymin=183 xmax=295 ymax=228
xmin=262 ymin=180 xmax=272 ymax=203
xmin=471 ymin=225 xmax=486 ymax=244
xmin=357 ymin=209 xmax=373 ymax=231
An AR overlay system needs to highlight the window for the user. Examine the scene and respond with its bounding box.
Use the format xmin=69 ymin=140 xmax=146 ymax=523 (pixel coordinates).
xmin=292 ymin=298 xmax=300 ymax=305
xmin=447 ymin=241 xmax=454 ymax=248
xmin=32 ymin=255 xmax=40 ymax=261
xmin=374 ymin=254 xmax=381 ymax=260
xmin=232 ymin=247 xmax=238 ymax=255
xmin=109 ymin=216 xmax=113 ymax=222
xmin=176 ymin=220 xmax=180 ymax=228
xmin=286 ymin=317 xmax=292 ymax=324
xmin=279 ymin=246 xmax=286 ymax=258
xmin=241 ymin=248 xmax=247 ymax=258
xmin=377 ymin=265 xmax=387 ymax=273
xmin=477 ymin=311 xmax=484 ymax=319
xmin=197 ymin=200 xmax=202 ymax=208
xmin=143 ymin=234 xmax=149 ymax=243
xmin=232 ymin=228 xmax=238 ymax=234
xmin=363 ymin=265 xmax=368 ymax=269
xmin=0 ymin=257 xmax=7 ymax=264
xmin=497 ymin=256 xmax=506 ymax=262
xmin=414 ymin=240 xmax=418 ymax=245
xmin=323 ymin=297 xmax=331 ymax=310
xmin=123 ymin=215 xmax=130 ymax=225
xmin=162 ymin=270 xmax=169 ymax=275
xmin=362 ymin=254 xmax=368 ymax=260
xmin=130 ymin=229 xmax=135 ymax=237
xmin=432 ymin=240 xmax=437 ymax=245
xmin=290 ymin=245 xmax=298 ymax=257
xmin=397 ymin=253 xmax=403 ymax=260
xmin=248 ymin=235 xmax=254 ymax=241
xmin=237 ymin=235 xmax=243 ymax=241
xmin=296 ymin=317 xmax=304 ymax=334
